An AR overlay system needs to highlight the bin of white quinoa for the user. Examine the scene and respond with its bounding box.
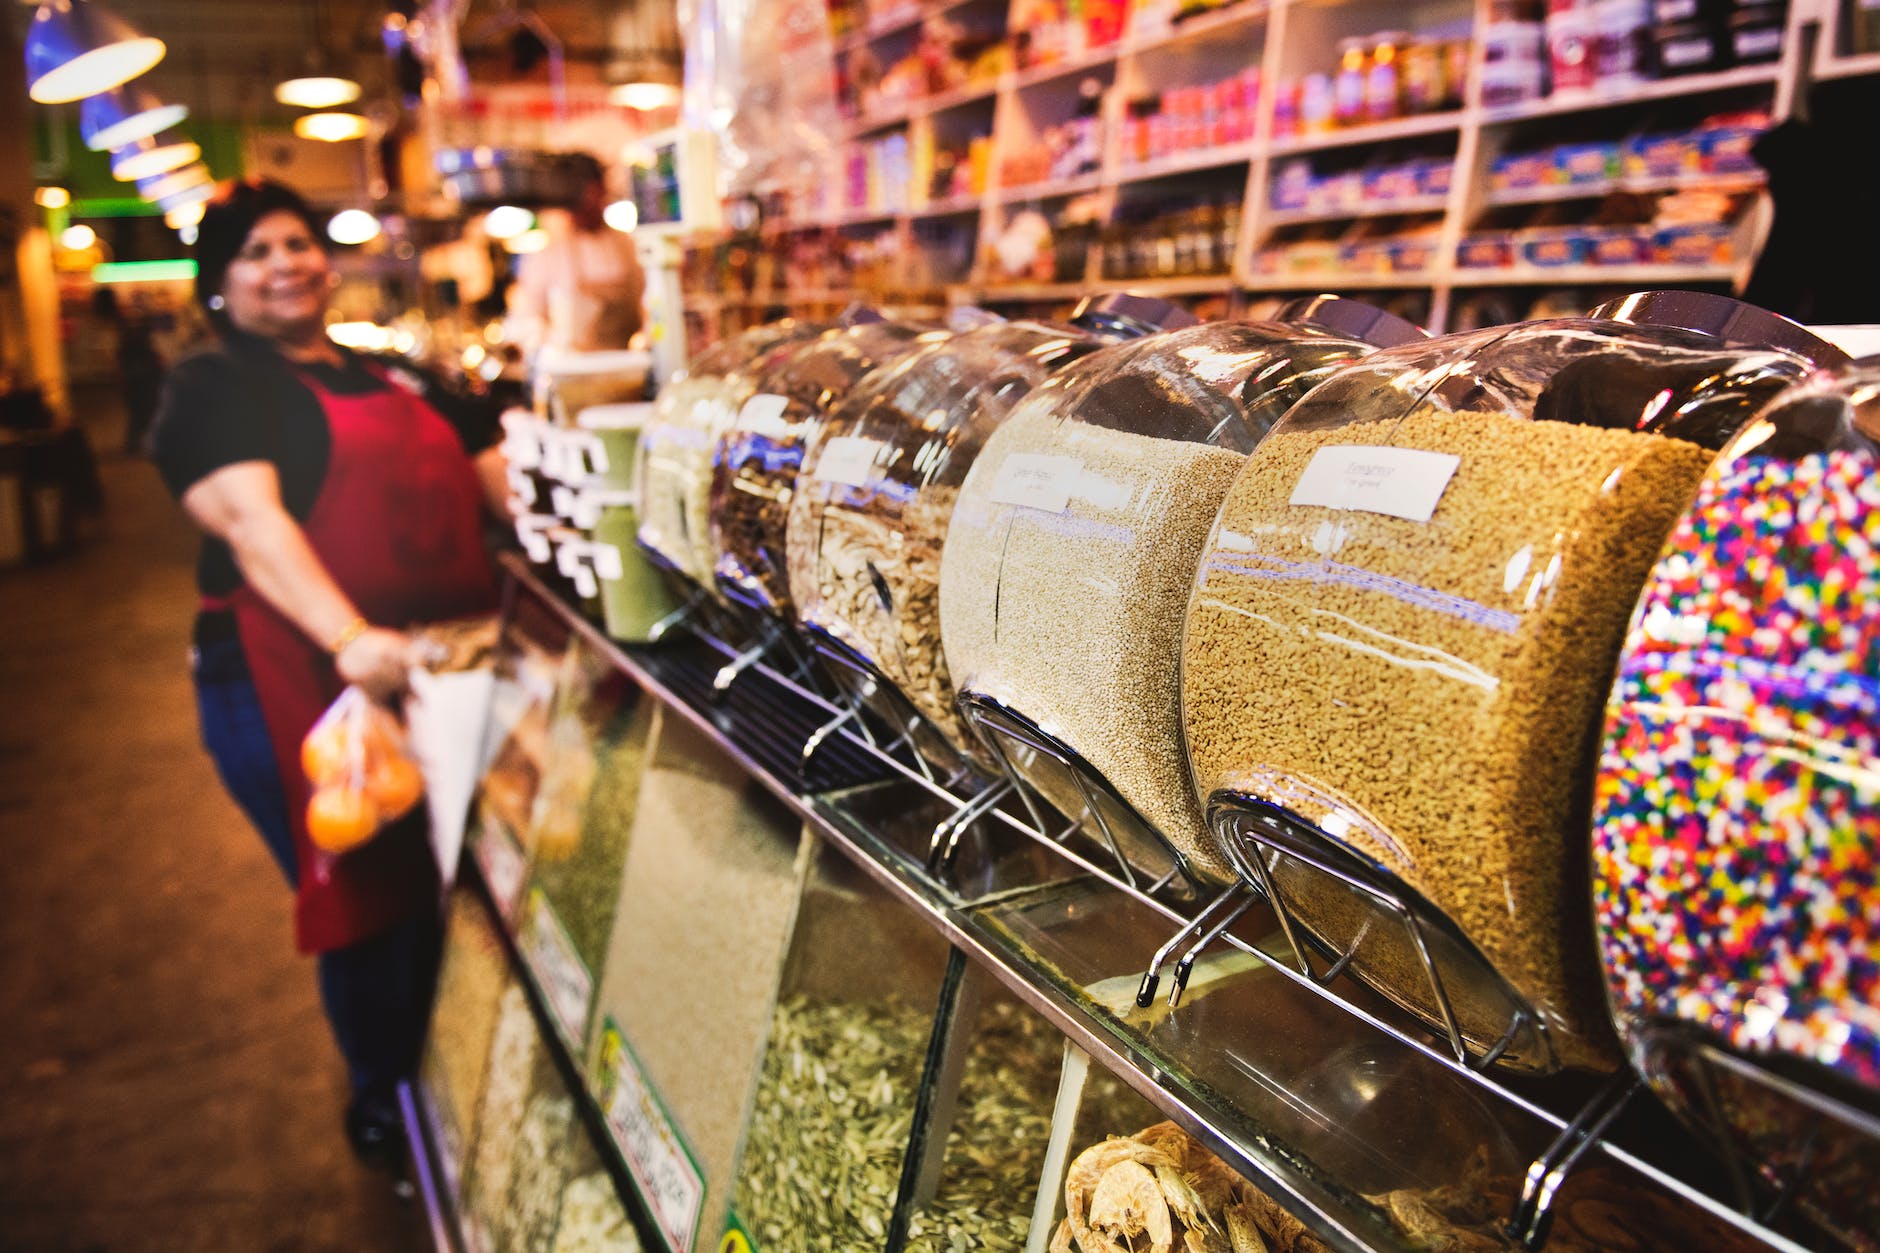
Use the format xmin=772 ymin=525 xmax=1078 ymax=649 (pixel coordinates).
xmin=940 ymin=300 xmax=1422 ymax=888
xmin=1181 ymin=295 xmax=1835 ymax=1072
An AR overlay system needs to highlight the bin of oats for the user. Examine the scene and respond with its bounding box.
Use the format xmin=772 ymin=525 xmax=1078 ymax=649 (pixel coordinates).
xmin=940 ymin=301 xmax=1424 ymax=888
xmin=1180 ymin=302 xmax=1834 ymax=1073
xmin=709 ymin=315 xmax=943 ymax=619
xmin=635 ymin=320 xmax=828 ymax=588
xmin=786 ymin=318 xmax=1125 ymax=769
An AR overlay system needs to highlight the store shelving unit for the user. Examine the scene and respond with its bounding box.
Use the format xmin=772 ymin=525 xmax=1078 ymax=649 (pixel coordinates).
xmin=423 ymin=553 xmax=1850 ymax=1253
xmin=682 ymin=0 xmax=1878 ymax=335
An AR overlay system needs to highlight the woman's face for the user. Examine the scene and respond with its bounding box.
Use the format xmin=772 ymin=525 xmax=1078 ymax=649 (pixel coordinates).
xmin=219 ymin=209 xmax=332 ymax=340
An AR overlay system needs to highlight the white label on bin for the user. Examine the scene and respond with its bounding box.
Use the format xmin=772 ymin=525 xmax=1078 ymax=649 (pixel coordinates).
xmin=738 ymin=392 xmax=791 ymax=437
xmin=1289 ymin=445 xmax=1460 ymax=524
xmin=590 ymin=541 xmax=625 ymax=581
xmin=988 ymin=453 xmax=1082 ymax=513
xmin=597 ymin=1019 xmax=704 ymax=1253
xmin=474 ymin=813 xmax=528 ymax=921
xmin=521 ymin=888 xmax=593 ymax=1049
xmin=814 ymin=436 xmax=883 ymax=487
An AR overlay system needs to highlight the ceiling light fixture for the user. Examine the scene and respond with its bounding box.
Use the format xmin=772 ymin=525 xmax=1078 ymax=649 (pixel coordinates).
xmin=274 ymin=75 xmax=361 ymax=110
xmin=293 ymin=112 xmax=370 ymax=143
xmin=608 ymin=81 xmax=681 ymax=111
xmin=157 ymin=182 xmax=216 ymax=214
xmin=34 ymin=186 xmax=71 ymax=209
xmin=79 ymin=84 xmax=188 ymax=151
xmin=110 ymin=133 xmax=201 ymax=181
xmin=326 ymin=209 xmax=382 ymax=246
xmin=24 ymin=0 xmax=165 ymax=104
xmin=482 ymin=205 xmax=534 ymax=240
xmin=60 ymin=223 xmax=97 ymax=251
xmin=135 ymin=163 xmax=210 ymax=203
xmin=164 ymin=200 xmax=206 ymax=230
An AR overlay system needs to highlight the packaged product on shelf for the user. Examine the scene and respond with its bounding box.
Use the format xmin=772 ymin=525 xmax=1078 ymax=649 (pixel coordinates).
xmin=1594 ymin=0 xmax=1652 ymax=85
xmin=636 ymin=321 xmax=829 ymax=589
xmin=1545 ymin=0 xmax=1599 ymax=97
xmin=590 ymin=715 xmax=807 ymax=1252
xmin=420 ymin=891 xmax=513 ymax=1200
xmin=940 ymin=301 xmax=1423 ymax=888
xmin=1653 ymin=18 xmax=1728 ymax=75
xmin=1180 ymin=294 xmax=1836 ymax=1072
xmin=710 ymin=315 xmax=941 ymax=620
xmin=1593 ymin=361 xmax=1878 ymax=1250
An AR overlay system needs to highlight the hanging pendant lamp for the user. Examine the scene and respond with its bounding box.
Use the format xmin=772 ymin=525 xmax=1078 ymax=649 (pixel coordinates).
xmin=81 ymin=84 xmax=189 ymax=151
xmin=136 ymin=163 xmax=211 ymax=204
xmin=111 ymin=132 xmax=202 ymax=182
xmin=24 ymin=0 xmax=166 ymax=104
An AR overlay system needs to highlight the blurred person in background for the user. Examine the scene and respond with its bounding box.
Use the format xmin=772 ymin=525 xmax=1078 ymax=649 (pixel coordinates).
xmin=505 ymin=153 xmax=646 ymax=354
xmin=146 ymin=178 xmax=508 ymax=1167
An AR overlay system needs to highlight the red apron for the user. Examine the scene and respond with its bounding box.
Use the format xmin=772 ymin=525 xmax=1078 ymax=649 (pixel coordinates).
xmin=218 ymin=360 xmax=499 ymax=954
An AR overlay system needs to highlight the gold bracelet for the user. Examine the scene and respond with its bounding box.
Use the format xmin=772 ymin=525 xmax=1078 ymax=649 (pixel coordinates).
xmin=328 ymin=616 xmax=371 ymax=657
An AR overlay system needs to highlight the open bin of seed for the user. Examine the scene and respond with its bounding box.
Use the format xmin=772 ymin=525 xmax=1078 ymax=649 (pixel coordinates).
xmin=728 ymin=839 xmax=957 ymax=1252
xmin=517 ymin=646 xmax=656 ymax=1063
xmin=587 ymin=714 xmax=810 ymax=1252
xmin=638 ymin=321 xmax=829 ymax=589
xmin=460 ymin=980 xmax=581 ymax=1253
xmin=1180 ymin=291 xmax=1841 ymax=1074
xmin=787 ymin=296 xmax=1193 ymax=777
xmin=938 ymin=299 xmax=1424 ymax=893
xmin=471 ymin=585 xmax=577 ymax=925
xmin=709 ymin=312 xmax=944 ymax=623
xmin=419 ymin=889 xmax=514 ymax=1205
xmin=1593 ymin=357 xmax=1880 ymax=1249
xmin=548 ymin=1123 xmax=644 ymax=1253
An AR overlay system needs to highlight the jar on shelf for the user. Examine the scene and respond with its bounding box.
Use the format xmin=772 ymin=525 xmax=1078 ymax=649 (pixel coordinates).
xmin=1545 ymin=0 xmax=1599 ymax=96
xmin=1333 ymin=38 xmax=1369 ymax=127
xmin=940 ymin=299 xmax=1426 ymax=891
xmin=1180 ymin=292 xmax=1839 ymax=1073
xmin=1400 ymin=37 xmax=1447 ymax=113
xmin=1593 ymin=355 xmax=1876 ymax=1250
xmin=1365 ymin=31 xmax=1408 ymax=122
xmin=1594 ymin=0 xmax=1653 ymax=85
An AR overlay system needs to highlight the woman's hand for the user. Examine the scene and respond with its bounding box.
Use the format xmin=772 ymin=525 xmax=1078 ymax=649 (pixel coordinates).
xmin=335 ymin=627 xmax=414 ymax=703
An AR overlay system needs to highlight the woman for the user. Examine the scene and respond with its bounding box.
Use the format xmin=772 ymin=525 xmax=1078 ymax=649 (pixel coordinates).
xmin=149 ymin=179 xmax=506 ymax=1165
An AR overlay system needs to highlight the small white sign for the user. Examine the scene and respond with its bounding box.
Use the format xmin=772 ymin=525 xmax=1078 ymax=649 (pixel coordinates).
xmin=1289 ymin=445 xmax=1461 ymax=524
xmin=474 ymin=814 xmax=528 ymax=922
xmin=522 ymin=888 xmax=593 ymax=1049
xmin=738 ymin=393 xmax=791 ymax=437
xmin=988 ymin=453 xmax=1082 ymax=513
xmin=599 ymin=1020 xmax=706 ymax=1253
xmin=814 ymin=436 xmax=884 ymax=488
xmin=589 ymin=541 xmax=625 ymax=581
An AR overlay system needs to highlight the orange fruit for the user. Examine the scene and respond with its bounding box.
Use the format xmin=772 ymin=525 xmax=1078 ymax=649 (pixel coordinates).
xmin=307 ymin=785 xmax=381 ymax=854
xmin=301 ymin=719 xmax=355 ymax=784
xmin=365 ymin=756 xmax=425 ymax=820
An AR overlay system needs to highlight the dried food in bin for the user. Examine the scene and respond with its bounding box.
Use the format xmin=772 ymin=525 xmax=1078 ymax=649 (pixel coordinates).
xmin=940 ymin=301 xmax=1421 ymax=887
xmin=636 ymin=320 xmax=828 ymax=586
xmin=1593 ymin=360 xmax=1880 ymax=1246
xmin=1181 ymin=297 xmax=1835 ymax=1072
xmin=419 ymin=892 xmax=510 ymax=1194
xmin=709 ymin=316 xmax=943 ymax=619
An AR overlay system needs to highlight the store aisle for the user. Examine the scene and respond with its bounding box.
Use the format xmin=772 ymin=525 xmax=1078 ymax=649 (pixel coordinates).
xmin=0 ymin=393 xmax=423 ymax=1253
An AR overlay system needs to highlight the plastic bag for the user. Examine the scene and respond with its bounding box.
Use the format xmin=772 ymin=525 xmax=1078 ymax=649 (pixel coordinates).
xmin=300 ymin=686 xmax=426 ymax=855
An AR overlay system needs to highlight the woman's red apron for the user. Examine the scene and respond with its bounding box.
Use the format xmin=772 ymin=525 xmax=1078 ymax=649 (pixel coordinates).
xmin=217 ymin=361 xmax=498 ymax=953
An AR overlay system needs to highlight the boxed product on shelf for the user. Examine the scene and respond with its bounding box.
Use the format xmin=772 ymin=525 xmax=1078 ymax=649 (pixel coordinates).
xmin=1553 ymin=139 xmax=1625 ymax=185
xmin=1121 ymin=67 xmax=1262 ymax=164
xmin=1653 ymin=219 xmax=1736 ymax=264
xmin=1517 ymin=223 xmax=1600 ymax=266
xmin=1457 ymin=229 xmax=1519 ymax=268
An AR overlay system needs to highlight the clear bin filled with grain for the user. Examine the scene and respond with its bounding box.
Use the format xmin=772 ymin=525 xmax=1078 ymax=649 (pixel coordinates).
xmin=461 ymin=981 xmax=580 ymax=1253
xmin=709 ymin=315 xmax=945 ymax=620
xmin=419 ymin=891 xmax=513 ymax=1204
xmin=637 ymin=321 xmax=828 ymax=587
xmin=786 ymin=297 xmax=1192 ymax=772
xmin=1593 ymin=358 xmax=1878 ymax=1246
xmin=532 ymin=348 xmax=653 ymax=428
xmin=1180 ymin=293 xmax=1836 ymax=1072
xmin=939 ymin=300 xmax=1423 ymax=890
xmin=729 ymin=841 xmax=955 ymax=1252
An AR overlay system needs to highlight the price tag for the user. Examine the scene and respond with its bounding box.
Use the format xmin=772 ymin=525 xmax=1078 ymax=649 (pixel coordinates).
xmin=814 ymin=436 xmax=883 ymax=487
xmin=738 ymin=393 xmax=791 ymax=437
xmin=988 ymin=453 xmax=1082 ymax=513
xmin=596 ymin=1019 xmax=706 ymax=1253
xmin=520 ymin=888 xmax=593 ymax=1049
xmin=1289 ymin=445 xmax=1460 ymax=524
xmin=590 ymin=541 xmax=625 ymax=581
xmin=473 ymin=813 xmax=528 ymax=922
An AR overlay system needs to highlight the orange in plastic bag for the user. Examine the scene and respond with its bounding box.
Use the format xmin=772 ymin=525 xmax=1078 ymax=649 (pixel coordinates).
xmin=301 ymin=686 xmax=426 ymax=854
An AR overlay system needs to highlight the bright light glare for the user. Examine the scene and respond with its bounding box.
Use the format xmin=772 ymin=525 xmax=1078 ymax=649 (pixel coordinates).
xmin=60 ymin=224 xmax=97 ymax=251
xmin=29 ymin=37 xmax=166 ymax=105
xmin=34 ymin=186 xmax=70 ymax=209
xmin=483 ymin=205 xmax=534 ymax=240
xmin=327 ymin=209 xmax=382 ymax=245
xmin=294 ymin=112 xmax=370 ymax=143
xmin=274 ymin=76 xmax=361 ymax=109
xmin=608 ymin=82 xmax=680 ymax=111
xmin=504 ymin=228 xmax=548 ymax=255
xmin=602 ymin=199 xmax=639 ymax=233
xmin=327 ymin=321 xmax=393 ymax=352
xmin=112 ymin=141 xmax=201 ymax=181
xmin=179 ymin=223 xmax=199 ymax=245
xmin=165 ymin=201 xmax=205 ymax=229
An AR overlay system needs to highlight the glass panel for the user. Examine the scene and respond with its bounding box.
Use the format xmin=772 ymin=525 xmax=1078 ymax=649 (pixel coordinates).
xmin=461 ymin=980 xmax=579 ymax=1253
xmin=419 ymin=889 xmax=513 ymax=1206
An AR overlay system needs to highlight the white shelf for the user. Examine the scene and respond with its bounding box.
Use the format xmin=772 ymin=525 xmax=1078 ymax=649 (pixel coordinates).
xmin=1476 ymin=65 xmax=1782 ymax=126
xmin=994 ymin=172 xmax=1105 ymax=202
xmin=1483 ymin=172 xmax=1765 ymax=208
xmin=1006 ymin=42 xmax=1123 ymax=91
xmin=910 ymin=193 xmax=986 ymax=218
xmin=1244 ymin=270 xmax=1441 ymax=291
xmin=1265 ymin=195 xmax=1450 ymax=226
xmin=1267 ymin=111 xmax=1465 ymax=156
xmin=1124 ymin=2 xmax=1267 ymax=56
xmin=802 ymin=206 xmax=907 ymax=228
xmin=913 ymin=79 xmax=1002 ymax=116
xmin=1819 ymin=50 xmax=1880 ymax=81
xmin=1091 ymin=274 xmax=1237 ymax=295
xmin=1115 ymin=142 xmax=1260 ymax=184
xmin=969 ymin=281 xmax=1090 ymax=301
xmin=1449 ymin=263 xmax=1736 ymax=287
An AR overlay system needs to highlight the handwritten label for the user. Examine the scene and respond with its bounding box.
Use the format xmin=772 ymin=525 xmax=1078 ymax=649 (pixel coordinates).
xmin=814 ymin=436 xmax=883 ymax=488
xmin=474 ymin=813 xmax=528 ymax=922
xmin=988 ymin=453 xmax=1082 ymax=513
xmin=1289 ymin=445 xmax=1460 ymax=524
xmin=737 ymin=393 xmax=791 ymax=438
xmin=521 ymin=888 xmax=593 ymax=1049
xmin=597 ymin=1019 xmax=706 ymax=1253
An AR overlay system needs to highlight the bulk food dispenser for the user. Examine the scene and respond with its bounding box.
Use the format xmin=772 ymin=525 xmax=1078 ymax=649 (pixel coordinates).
xmin=1179 ymin=292 xmax=1839 ymax=1073
xmin=785 ymin=295 xmax=1194 ymax=782
xmin=938 ymin=299 xmax=1424 ymax=895
xmin=1593 ymin=357 xmax=1880 ymax=1246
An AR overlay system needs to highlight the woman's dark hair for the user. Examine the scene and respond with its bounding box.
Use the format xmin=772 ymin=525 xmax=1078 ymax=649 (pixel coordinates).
xmin=194 ymin=178 xmax=327 ymax=330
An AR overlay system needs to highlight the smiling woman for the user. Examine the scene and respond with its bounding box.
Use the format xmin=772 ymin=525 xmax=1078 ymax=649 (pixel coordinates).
xmin=145 ymin=177 xmax=512 ymax=1169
